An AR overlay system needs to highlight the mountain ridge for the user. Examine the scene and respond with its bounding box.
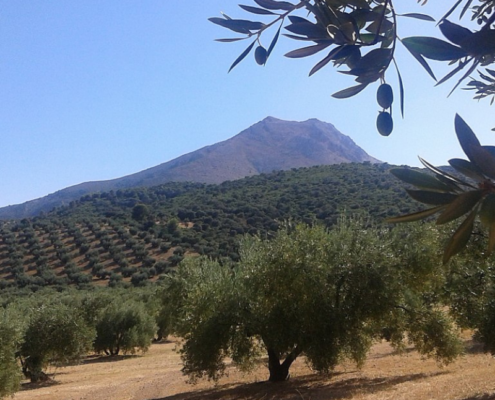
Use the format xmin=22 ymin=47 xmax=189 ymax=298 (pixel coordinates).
xmin=0 ymin=117 xmax=379 ymax=219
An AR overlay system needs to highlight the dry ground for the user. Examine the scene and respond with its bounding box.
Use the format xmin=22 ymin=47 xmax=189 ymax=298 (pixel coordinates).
xmin=12 ymin=338 xmax=495 ymax=400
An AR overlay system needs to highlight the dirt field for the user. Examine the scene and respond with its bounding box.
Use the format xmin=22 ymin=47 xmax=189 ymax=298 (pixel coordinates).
xmin=12 ymin=338 xmax=495 ymax=400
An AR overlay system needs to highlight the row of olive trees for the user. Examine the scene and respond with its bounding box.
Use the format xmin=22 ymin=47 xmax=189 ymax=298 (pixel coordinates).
xmin=162 ymin=219 xmax=470 ymax=382
xmin=0 ymin=287 xmax=166 ymax=398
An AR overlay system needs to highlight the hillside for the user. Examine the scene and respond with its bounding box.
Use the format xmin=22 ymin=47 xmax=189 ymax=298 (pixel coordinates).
xmin=0 ymin=117 xmax=379 ymax=220
xmin=0 ymin=163 xmax=417 ymax=292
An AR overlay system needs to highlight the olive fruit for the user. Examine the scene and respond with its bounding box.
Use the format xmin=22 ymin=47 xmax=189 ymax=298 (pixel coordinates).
xmin=255 ymin=46 xmax=267 ymax=66
xmin=377 ymin=83 xmax=393 ymax=109
xmin=377 ymin=111 xmax=393 ymax=136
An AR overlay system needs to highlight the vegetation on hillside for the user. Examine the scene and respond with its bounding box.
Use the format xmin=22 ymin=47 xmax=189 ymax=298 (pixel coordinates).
xmin=0 ymin=163 xmax=418 ymax=291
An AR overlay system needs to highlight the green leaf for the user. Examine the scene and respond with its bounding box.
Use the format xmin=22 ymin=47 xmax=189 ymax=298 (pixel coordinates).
xmin=448 ymin=158 xmax=485 ymax=182
xmin=454 ymin=114 xmax=482 ymax=164
xmin=253 ymin=0 xmax=294 ymax=11
xmin=215 ymin=38 xmax=247 ymax=43
xmin=405 ymin=189 xmax=458 ymax=205
xmin=386 ymin=205 xmax=446 ymax=223
xmin=454 ymin=114 xmax=495 ymax=179
xmin=488 ymin=222 xmax=495 ymax=255
xmin=479 ymin=194 xmax=495 ymax=227
xmin=439 ymin=20 xmax=472 ymax=46
xmin=309 ymin=46 xmax=343 ymax=76
xmin=443 ymin=208 xmax=477 ymax=263
xmin=285 ymin=43 xmax=332 ymax=58
xmin=435 ymin=190 xmax=483 ymax=225
xmin=229 ymin=40 xmax=256 ymax=72
xmin=419 ymin=157 xmax=472 ymax=188
xmin=285 ymin=18 xmax=328 ymax=39
xmin=390 ymin=168 xmax=456 ymax=192
xmin=239 ymin=5 xmax=276 ymax=15
xmin=332 ymin=83 xmax=368 ymax=99
xmin=399 ymin=13 xmax=435 ymax=22
xmin=267 ymin=23 xmax=282 ymax=59
xmin=393 ymin=60 xmax=405 ymax=118
xmin=440 ymin=0 xmax=463 ymax=22
xmin=483 ymin=146 xmax=495 ymax=158
xmin=435 ymin=59 xmax=470 ymax=86
xmin=402 ymin=37 xmax=468 ymax=61
xmin=349 ymin=48 xmax=392 ymax=73
xmin=460 ymin=0 xmax=474 ymax=19
xmin=401 ymin=40 xmax=437 ymax=81
xmin=460 ymin=30 xmax=495 ymax=57
xmin=468 ymin=145 xmax=495 ymax=181
xmin=209 ymin=18 xmax=265 ymax=34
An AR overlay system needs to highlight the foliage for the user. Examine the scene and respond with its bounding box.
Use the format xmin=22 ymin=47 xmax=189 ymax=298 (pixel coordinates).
xmin=388 ymin=115 xmax=495 ymax=262
xmin=210 ymin=1 xmax=495 ymax=135
xmin=0 ymin=163 xmax=418 ymax=291
xmin=20 ymin=302 xmax=94 ymax=383
xmin=164 ymin=220 xmax=462 ymax=382
xmin=93 ymin=300 xmax=156 ymax=356
xmin=0 ymin=307 xmax=22 ymax=398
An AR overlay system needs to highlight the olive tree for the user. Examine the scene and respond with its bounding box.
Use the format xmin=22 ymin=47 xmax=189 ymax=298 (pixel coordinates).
xmin=93 ymin=300 xmax=156 ymax=356
xmin=20 ymin=302 xmax=94 ymax=383
xmin=164 ymin=220 xmax=462 ymax=382
xmin=0 ymin=307 xmax=23 ymax=398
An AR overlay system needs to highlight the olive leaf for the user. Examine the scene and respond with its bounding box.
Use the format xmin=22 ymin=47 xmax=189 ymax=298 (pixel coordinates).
xmin=390 ymin=116 xmax=495 ymax=262
xmin=401 ymin=37 xmax=468 ymax=61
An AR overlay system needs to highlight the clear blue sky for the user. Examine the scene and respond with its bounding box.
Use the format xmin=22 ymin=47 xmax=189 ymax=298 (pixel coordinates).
xmin=0 ymin=1 xmax=493 ymax=208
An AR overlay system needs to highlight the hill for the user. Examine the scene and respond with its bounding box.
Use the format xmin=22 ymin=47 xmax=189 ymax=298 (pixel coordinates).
xmin=0 ymin=117 xmax=379 ymax=220
xmin=0 ymin=163 xmax=417 ymax=292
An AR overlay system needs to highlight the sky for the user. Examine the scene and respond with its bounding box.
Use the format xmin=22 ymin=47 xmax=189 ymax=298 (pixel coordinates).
xmin=0 ymin=1 xmax=494 ymax=208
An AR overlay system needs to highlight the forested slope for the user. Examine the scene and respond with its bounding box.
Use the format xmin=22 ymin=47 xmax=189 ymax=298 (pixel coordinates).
xmin=0 ymin=163 xmax=418 ymax=292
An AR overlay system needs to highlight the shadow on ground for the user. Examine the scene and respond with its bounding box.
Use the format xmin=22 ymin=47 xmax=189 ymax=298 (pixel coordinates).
xmin=153 ymin=371 xmax=448 ymax=400
xmin=461 ymin=394 xmax=495 ymax=400
xmin=20 ymin=378 xmax=60 ymax=392
xmin=82 ymin=354 xmax=140 ymax=364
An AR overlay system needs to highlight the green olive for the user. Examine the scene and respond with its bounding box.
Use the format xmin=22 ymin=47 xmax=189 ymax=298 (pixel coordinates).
xmin=377 ymin=83 xmax=394 ymax=109
xmin=377 ymin=111 xmax=393 ymax=136
xmin=255 ymin=46 xmax=267 ymax=66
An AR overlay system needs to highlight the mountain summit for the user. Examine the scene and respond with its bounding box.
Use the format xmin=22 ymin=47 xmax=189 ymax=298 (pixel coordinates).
xmin=0 ymin=117 xmax=379 ymax=219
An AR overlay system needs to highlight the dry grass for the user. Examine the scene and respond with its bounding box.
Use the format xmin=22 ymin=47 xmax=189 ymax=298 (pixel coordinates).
xmin=12 ymin=338 xmax=495 ymax=400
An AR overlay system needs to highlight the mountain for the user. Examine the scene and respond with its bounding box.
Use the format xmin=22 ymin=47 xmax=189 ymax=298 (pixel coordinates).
xmin=0 ymin=117 xmax=379 ymax=220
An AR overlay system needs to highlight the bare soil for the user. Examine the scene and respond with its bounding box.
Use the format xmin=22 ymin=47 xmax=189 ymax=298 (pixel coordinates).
xmin=12 ymin=338 xmax=495 ymax=400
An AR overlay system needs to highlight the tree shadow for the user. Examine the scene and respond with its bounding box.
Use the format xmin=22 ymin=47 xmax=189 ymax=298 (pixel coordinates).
xmin=461 ymin=394 xmax=495 ymax=400
xmin=82 ymin=354 xmax=141 ymax=364
xmin=151 ymin=371 xmax=448 ymax=400
xmin=152 ymin=339 xmax=174 ymax=345
xmin=465 ymin=339 xmax=487 ymax=355
xmin=20 ymin=377 xmax=60 ymax=392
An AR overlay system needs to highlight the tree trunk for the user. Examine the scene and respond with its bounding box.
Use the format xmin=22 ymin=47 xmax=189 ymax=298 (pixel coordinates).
xmin=267 ymin=348 xmax=300 ymax=382
xmin=23 ymin=355 xmax=50 ymax=383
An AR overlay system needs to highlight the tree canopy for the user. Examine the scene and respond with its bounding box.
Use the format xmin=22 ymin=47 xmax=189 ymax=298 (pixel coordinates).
xmin=164 ymin=220 xmax=462 ymax=382
xmin=210 ymin=0 xmax=495 ymax=135
xmin=210 ymin=0 xmax=495 ymax=261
